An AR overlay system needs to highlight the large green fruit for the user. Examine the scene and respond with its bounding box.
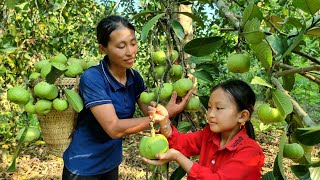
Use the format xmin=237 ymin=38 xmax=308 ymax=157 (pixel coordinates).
xmin=154 ymin=65 xmax=166 ymax=79
xmin=185 ymin=96 xmax=201 ymax=112
xmin=65 ymin=63 xmax=83 ymax=77
xmin=24 ymin=101 xmax=36 ymax=114
xmin=227 ymin=52 xmax=250 ymax=73
xmin=17 ymin=127 xmax=41 ymax=142
xmin=35 ymin=99 xmax=53 ymax=114
xmin=139 ymin=92 xmax=155 ymax=105
xmin=68 ymin=57 xmax=87 ymax=70
xmin=29 ymin=72 xmax=41 ymax=80
xmin=257 ymin=104 xmax=284 ymax=124
xmin=53 ymin=98 xmax=69 ymax=111
xmin=34 ymin=81 xmax=58 ymax=100
xmin=283 ymin=143 xmax=304 ymax=160
xmin=173 ymin=78 xmax=193 ymax=97
xmin=86 ymin=60 xmax=98 ymax=69
xmin=152 ymin=50 xmax=166 ymax=64
xmin=154 ymin=83 xmax=173 ymax=100
xmin=139 ymin=134 xmax=169 ymax=159
xmin=170 ymin=64 xmax=183 ymax=79
xmin=50 ymin=53 xmax=67 ymax=64
xmin=7 ymin=86 xmax=30 ymax=105
xmin=34 ymin=60 xmax=50 ymax=72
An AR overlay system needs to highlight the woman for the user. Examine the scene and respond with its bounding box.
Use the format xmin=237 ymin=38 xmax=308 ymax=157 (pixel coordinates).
xmin=145 ymin=79 xmax=265 ymax=179
xmin=62 ymin=15 xmax=192 ymax=179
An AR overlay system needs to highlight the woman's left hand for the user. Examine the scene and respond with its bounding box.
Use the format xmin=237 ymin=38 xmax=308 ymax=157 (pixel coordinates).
xmin=166 ymin=89 xmax=194 ymax=118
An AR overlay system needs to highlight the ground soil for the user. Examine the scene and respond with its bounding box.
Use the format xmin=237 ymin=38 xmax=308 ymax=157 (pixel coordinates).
xmin=0 ymin=128 xmax=319 ymax=180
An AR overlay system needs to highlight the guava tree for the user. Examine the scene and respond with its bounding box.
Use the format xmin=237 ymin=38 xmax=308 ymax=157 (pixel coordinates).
xmin=120 ymin=0 xmax=320 ymax=179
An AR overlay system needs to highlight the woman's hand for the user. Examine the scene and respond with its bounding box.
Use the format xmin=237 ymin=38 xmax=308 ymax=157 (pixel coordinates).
xmin=148 ymin=103 xmax=169 ymax=123
xmin=166 ymin=89 xmax=194 ymax=118
xmin=142 ymin=149 xmax=180 ymax=166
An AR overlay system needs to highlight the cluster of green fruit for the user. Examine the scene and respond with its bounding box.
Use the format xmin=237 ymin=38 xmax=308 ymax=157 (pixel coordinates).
xmin=152 ymin=49 xmax=183 ymax=79
xmin=226 ymin=51 xmax=251 ymax=73
xmin=256 ymin=103 xmax=285 ymax=124
xmin=139 ymin=78 xmax=201 ymax=112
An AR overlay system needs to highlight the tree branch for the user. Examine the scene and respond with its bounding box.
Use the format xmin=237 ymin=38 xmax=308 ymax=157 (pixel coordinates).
xmin=275 ymin=65 xmax=320 ymax=77
xmin=271 ymin=77 xmax=317 ymax=127
xmin=292 ymin=49 xmax=320 ymax=65
xmin=273 ymin=62 xmax=320 ymax=85
xmin=216 ymin=0 xmax=240 ymax=29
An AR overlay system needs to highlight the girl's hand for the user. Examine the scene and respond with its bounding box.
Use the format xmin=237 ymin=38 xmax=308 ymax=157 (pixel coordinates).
xmin=148 ymin=103 xmax=169 ymax=123
xmin=142 ymin=149 xmax=180 ymax=166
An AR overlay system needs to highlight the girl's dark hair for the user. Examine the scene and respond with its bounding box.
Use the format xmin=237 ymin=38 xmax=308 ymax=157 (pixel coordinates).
xmin=211 ymin=79 xmax=256 ymax=140
xmin=96 ymin=15 xmax=135 ymax=47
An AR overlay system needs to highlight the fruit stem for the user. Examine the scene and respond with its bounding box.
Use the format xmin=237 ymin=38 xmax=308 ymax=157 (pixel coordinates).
xmin=150 ymin=117 xmax=156 ymax=138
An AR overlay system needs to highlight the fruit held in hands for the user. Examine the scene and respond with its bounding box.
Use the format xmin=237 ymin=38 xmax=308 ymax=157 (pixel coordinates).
xmin=283 ymin=143 xmax=304 ymax=160
xmin=257 ymin=104 xmax=284 ymax=124
xmin=152 ymin=50 xmax=166 ymax=64
xmin=227 ymin=52 xmax=250 ymax=73
xmin=139 ymin=134 xmax=169 ymax=159
xmin=139 ymin=92 xmax=155 ymax=105
xmin=173 ymin=78 xmax=193 ymax=97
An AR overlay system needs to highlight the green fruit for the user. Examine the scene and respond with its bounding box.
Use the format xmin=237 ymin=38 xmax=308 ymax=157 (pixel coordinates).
xmin=34 ymin=60 xmax=50 ymax=72
xmin=170 ymin=64 xmax=183 ymax=79
xmin=283 ymin=143 xmax=304 ymax=160
xmin=51 ymin=62 xmax=67 ymax=71
xmin=227 ymin=52 xmax=250 ymax=73
xmin=35 ymin=99 xmax=53 ymax=114
xmin=7 ymin=86 xmax=30 ymax=105
xmin=65 ymin=63 xmax=83 ymax=77
xmin=173 ymin=78 xmax=193 ymax=97
xmin=152 ymin=50 xmax=166 ymax=64
xmin=40 ymin=62 xmax=52 ymax=78
xmin=50 ymin=53 xmax=67 ymax=64
xmin=257 ymin=104 xmax=284 ymax=124
xmin=24 ymin=101 xmax=36 ymax=114
xmin=34 ymin=81 xmax=58 ymax=100
xmin=53 ymin=98 xmax=69 ymax=111
xmin=171 ymin=50 xmax=179 ymax=62
xmin=17 ymin=127 xmax=41 ymax=142
xmin=185 ymin=96 xmax=201 ymax=112
xmin=154 ymin=83 xmax=173 ymax=100
xmin=154 ymin=65 xmax=166 ymax=79
xmin=86 ymin=60 xmax=98 ymax=69
xmin=139 ymin=134 xmax=169 ymax=159
xmin=68 ymin=57 xmax=87 ymax=70
xmin=29 ymin=72 xmax=41 ymax=80
xmin=139 ymin=92 xmax=155 ymax=105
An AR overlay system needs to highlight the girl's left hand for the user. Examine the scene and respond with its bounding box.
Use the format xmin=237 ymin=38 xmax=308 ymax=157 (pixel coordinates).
xmin=142 ymin=149 xmax=179 ymax=166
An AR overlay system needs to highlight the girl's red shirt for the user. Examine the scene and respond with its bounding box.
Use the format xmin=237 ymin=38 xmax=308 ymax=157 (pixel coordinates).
xmin=167 ymin=125 xmax=265 ymax=180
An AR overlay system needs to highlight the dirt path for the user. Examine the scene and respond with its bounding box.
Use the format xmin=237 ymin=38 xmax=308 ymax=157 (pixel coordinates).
xmin=1 ymin=129 xmax=318 ymax=180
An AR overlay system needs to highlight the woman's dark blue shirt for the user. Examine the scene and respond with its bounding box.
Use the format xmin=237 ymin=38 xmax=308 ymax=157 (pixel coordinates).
xmin=63 ymin=58 xmax=146 ymax=175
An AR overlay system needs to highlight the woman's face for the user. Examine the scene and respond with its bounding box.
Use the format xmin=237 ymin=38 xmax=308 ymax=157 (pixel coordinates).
xmin=206 ymin=88 xmax=242 ymax=134
xmin=102 ymin=27 xmax=138 ymax=69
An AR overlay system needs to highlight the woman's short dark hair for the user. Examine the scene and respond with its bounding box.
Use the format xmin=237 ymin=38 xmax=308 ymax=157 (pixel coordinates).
xmin=96 ymin=15 xmax=135 ymax=47
xmin=211 ymin=79 xmax=257 ymax=139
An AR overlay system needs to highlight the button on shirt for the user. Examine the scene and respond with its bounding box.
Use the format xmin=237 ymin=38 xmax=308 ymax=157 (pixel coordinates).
xmin=167 ymin=125 xmax=265 ymax=180
xmin=63 ymin=58 xmax=146 ymax=176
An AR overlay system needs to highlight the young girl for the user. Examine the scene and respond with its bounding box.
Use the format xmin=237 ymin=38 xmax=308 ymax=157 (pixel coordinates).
xmin=144 ymin=79 xmax=265 ymax=179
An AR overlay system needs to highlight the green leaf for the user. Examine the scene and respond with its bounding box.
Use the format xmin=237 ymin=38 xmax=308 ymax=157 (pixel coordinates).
xmin=0 ymin=47 xmax=17 ymax=54
xmin=243 ymin=18 xmax=265 ymax=45
xmin=294 ymin=125 xmax=320 ymax=146
xmin=306 ymin=27 xmax=320 ymax=37
xmin=177 ymin=121 xmax=191 ymax=133
xmin=192 ymin=70 xmax=213 ymax=82
xmin=266 ymin=35 xmax=286 ymax=57
xmin=45 ymin=64 xmax=67 ymax=84
xmin=131 ymin=10 xmax=157 ymax=20
xmin=292 ymin=0 xmax=320 ymax=15
xmin=251 ymin=41 xmax=273 ymax=69
xmin=271 ymin=89 xmax=293 ymax=116
xmin=175 ymin=12 xmax=204 ymax=27
xmin=291 ymin=165 xmax=311 ymax=180
xmin=170 ymin=20 xmax=185 ymax=40
xmin=64 ymin=89 xmax=84 ymax=113
xmin=140 ymin=13 xmax=165 ymax=42
xmin=198 ymin=95 xmax=209 ymax=109
xmin=188 ymin=56 xmax=212 ymax=64
xmin=170 ymin=166 xmax=187 ymax=180
xmin=251 ymin=76 xmax=273 ymax=88
xmin=184 ymin=36 xmax=223 ymax=57
xmin=310 ymin=167 xmax=320 ymax=180
xmin=5 ymin=0 xmax=15 ymax=9
xmin=242 ymin=3 xmax=263 ymax=27
xmin=262 ymin=171 xmax=275 ymax=180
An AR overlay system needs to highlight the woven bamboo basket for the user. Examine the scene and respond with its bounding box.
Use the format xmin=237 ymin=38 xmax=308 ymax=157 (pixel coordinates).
xmin=37 ymin=77 xmax=79 ymax=157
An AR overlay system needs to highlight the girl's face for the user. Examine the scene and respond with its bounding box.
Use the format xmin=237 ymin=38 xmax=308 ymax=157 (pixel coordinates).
xmin=101 ymin=27 xmax=138 ymax=69
xmin=206 ymin=88 xmax=245 ymax=134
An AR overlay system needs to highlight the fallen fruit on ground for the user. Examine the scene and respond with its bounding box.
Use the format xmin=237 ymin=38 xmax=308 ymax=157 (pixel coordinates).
xmin=17 ymin=127 xmax=41 ymax=142
xmin=7 ymin=86 xmax=30 ymax=105
xmin=139 ymin=134 xmax=169 ymax=159
xmin=283 ymin=143 xmax=304 ymax=160
xmin=227 ymin=52 xmax=250 ymax=73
